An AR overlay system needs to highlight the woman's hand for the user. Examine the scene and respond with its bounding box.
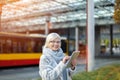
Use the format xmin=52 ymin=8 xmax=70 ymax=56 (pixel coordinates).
xmin=71 ymin=58 xmax=77 ymax=70
xmin=62 ymin=56 xmax=70 ymax=64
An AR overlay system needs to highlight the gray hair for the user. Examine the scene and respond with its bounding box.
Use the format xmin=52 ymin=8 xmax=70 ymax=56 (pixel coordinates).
xmin=44 ymin=33 xmax=61 ymax=48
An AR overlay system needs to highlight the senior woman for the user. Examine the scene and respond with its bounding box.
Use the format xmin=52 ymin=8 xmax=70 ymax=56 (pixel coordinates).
xmin=39 ymin=33 xmax=77 ymax=80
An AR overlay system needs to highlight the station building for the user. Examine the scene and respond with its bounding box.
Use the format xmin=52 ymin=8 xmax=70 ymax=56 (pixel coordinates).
xmin=0 ymin=0 xmax=120 ymax=58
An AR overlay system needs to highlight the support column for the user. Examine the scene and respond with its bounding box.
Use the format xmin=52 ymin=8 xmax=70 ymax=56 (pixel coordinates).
xmin=45 ymin=16 xmax=51 ymax=35
xmin=86 ymin=0 xmax=95 ymax=71
xmin=75 ymin=27 xmax=79 ymax=51
xmin=110 ymin=25 xmax=113 ymax=55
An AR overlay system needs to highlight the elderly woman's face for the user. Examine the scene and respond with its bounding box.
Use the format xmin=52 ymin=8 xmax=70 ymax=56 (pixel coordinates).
xmin=48 ymin=38 xmax=61 ymax=51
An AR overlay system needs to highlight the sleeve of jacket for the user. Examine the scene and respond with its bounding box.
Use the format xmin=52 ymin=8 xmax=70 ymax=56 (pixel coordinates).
xmin=39 ymin=55 xmax=66 ymax=80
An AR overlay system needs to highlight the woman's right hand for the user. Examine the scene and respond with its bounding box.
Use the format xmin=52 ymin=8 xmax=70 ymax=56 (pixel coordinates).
xmin=62 ymin=56 xmax=70 ymax=64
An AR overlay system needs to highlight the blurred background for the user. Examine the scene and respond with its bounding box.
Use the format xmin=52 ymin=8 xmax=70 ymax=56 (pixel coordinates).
xmin=0 ymin=0 xmax=120 ymax=80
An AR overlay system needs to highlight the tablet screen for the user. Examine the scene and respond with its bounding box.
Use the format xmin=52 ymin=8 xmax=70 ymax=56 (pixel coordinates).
xmin=66 ymin=51 xmax=80 ymax=68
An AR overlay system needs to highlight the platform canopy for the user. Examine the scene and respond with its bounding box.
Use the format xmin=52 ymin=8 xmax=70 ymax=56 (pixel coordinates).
xmin=1 ymin=0 xmax=115 ymax=32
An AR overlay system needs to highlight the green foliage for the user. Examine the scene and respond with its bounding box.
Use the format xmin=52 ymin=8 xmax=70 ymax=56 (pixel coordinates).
xmin=72 ymin=64 xmax=120 ymax=80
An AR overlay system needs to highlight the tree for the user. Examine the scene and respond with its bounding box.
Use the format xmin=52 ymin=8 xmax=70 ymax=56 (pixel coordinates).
xmin=113 ymin=0 xmax=120 ymax=24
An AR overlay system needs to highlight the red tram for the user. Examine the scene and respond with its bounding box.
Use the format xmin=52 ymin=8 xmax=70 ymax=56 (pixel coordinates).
xmin=0 ymin=32 xmax=68 ymax=68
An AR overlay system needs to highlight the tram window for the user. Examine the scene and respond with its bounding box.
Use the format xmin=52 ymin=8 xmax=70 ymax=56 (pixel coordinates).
xmin=26 ymin=40 xmax=40 ymax=53
xmin=27 ymin=41 xmax=34 ymax=53
xmin=18 ymin=42 xmax=22 ymax=53
xmin=0 ymin=40 xmax=3 ymax=53
xmin=0 ymin=40 xmax=1 ymax=53
xmin=33 ymin=41 xmax=42 ymax=52
xmin=32 ymin=38 xmax=45 ymax=53
xmin=6 ymin=40 xmax=12 ymax=53
xmin=2 ymin=40 xmax=6 ymax=53
xmin=13 ymin=41 xmax=18 ymax=53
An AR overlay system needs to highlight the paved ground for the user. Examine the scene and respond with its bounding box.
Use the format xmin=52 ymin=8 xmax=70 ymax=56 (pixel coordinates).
xmin=0 ymin=67 xmax=39 ymax=80
xmin=75 ymin=58 xmax=120 ymax=74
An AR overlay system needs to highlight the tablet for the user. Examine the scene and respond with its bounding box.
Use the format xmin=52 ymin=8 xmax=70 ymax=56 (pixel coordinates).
xmin=66 ymin=51 xmax=80 ymax=68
